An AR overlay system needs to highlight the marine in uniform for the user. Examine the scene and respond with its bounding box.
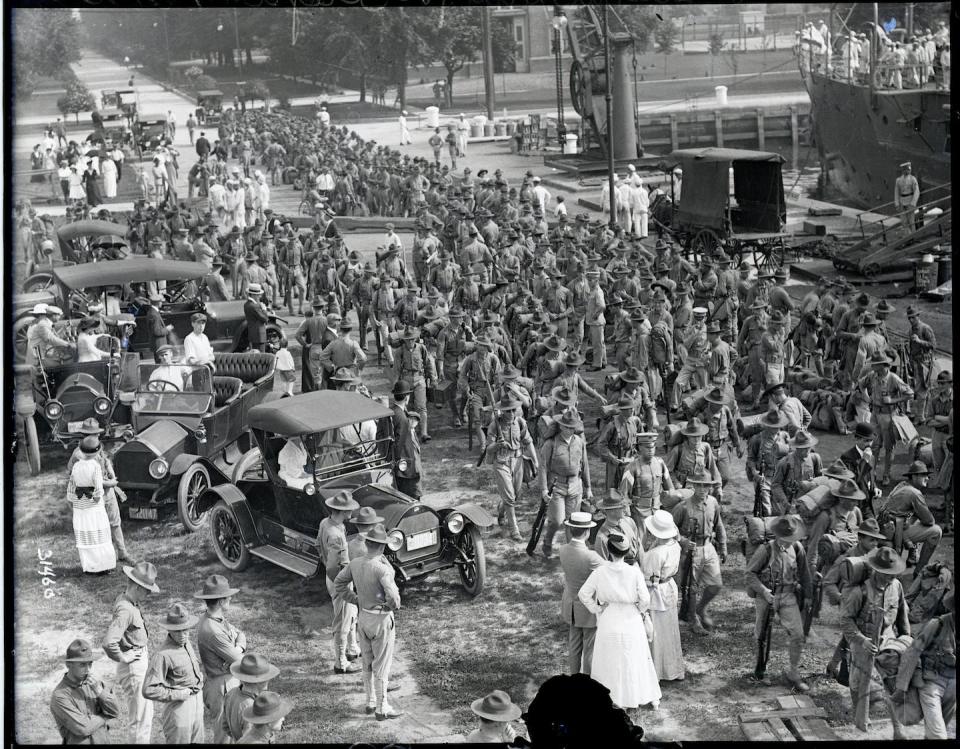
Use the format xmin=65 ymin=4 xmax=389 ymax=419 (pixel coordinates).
xmin=857 ymin=352 xmax=914 ymax=485
xmin=220 ymin=654 xmax=280 ymax=743
xmin=317 ymin=490 xmax=362 ymax=675
xmin=880 ymin=461 xmax=943 ymax=573
xmin=458 ymin=336 xmax=503 ymax=451
xmin=334 ymin=523 xmax=404 ymax=720
xmin=770 ymin=430 xmax=823 ymax=515
xmin=485 ymin=394 xmax=539 ymax=541
xmin=539 ymin=409 xmax=593 ymax=559
xmin=593 ymin=489 xmax=643 ymax=564
xmin=596 ymin=393 xmax=642 ymax=492
xmin=50 ymin=639 xmax=121 ymax=744
xmin=390 ymin=326 xmax=437 ymax=441
xmin=665 ymin=416 xmax=723 ymax=501
xmin=906 ymin=305 xmax=938 ymax=420
xmin=745 ymin=408 xmax=791 ymax=517
xmin=619 ymin=432 xmax=675 ymax=530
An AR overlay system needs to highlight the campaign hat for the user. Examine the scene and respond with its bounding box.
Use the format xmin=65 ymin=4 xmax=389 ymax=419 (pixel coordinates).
xmin=193 ymin=574 xmax=240 ymax=599
xmin=771 ymin=515 xmax=806 ymax=543
xmin=325 ymin=489 xmax=361 ymax=512
xmin=230 ymin=653 xmax=280 ymax=683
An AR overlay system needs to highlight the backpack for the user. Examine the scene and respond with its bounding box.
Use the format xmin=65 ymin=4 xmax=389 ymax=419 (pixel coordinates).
xmin=650 ymin=320 xmax=670 ymax=365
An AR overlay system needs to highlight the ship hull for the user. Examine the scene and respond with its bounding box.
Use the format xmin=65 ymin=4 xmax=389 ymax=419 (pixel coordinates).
xmin=804 ymin=71 xmax=950 ymax=211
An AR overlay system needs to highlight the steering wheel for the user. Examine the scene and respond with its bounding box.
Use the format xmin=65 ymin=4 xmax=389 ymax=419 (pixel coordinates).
xmin=145 ymin=378 xmax=181 ymax=392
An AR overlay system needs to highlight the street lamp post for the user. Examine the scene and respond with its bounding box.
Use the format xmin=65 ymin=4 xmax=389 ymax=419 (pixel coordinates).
xmin=603 ymin=6 xmax=615 ymax=229
xmin=551 ymin=7 xmax=568 ymax=147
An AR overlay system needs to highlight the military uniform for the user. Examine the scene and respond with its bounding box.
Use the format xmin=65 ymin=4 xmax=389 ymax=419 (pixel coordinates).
xmin=50 ymin=668 xmax=122 ymax=744
xmin=103 ymin=593 xmax=154 ymax=744
xmin=881 ymin=479 xmax=943 ymax=570
xmin=746 ymin=428 xmax=790 ymax=517
xmin=334 ymin=546 xmax=403 ymax=716
xmin=619 ymin=455 xmax=674 ymax=530
xmin=539 ymin=430 xmax=593 ymax=556
xmin=770 ymin=449 xmax=824 ymax=515
xmin=486 ymin=409 xmax=536 ymax=539
xmin=597 ymin=413 xmax=641 ymax=491
xmin=142 ymin=634 xmax=205 ymax=743
xmin=391 ymin=336 xmax=437 ymax=440
xmin=672 ymin=487 xmax=728 ymax=631
xmin=895 ymin=607 xmax=957 ymax=739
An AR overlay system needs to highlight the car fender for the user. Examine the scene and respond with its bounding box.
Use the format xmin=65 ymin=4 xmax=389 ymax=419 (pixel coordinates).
xmin=446 ymin=502 xmax=495 ymax=528
xmin=195 ymin=483 xmax=259 ymax=540
xmin=169 ymin=454 xmax=231 ymax=484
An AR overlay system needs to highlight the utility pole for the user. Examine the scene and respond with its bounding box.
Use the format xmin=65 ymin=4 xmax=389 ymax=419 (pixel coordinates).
xmin=481 ymin=6 xmax=496 ymax=120
xmin=604 ymin=6 xmax=615 ymax=229
xmin=234 ymin=8 xmax=242 ymax=70
xmin=161 ymin=11 xmax=171 ymax=71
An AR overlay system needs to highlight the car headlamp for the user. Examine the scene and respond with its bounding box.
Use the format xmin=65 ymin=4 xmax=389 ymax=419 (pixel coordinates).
xmin=44 ymin=400 xmax=64 ymax=420
xmin=93 ymin=397 xmax=112 ymax=415
xmin=304 ymin=483 xmax=316 ymax=496
xmin=386 ymin=530 xmax=405 ymax=552
xmin=446 ymin=513 xmax=465 ymax=534
xmin=397 ymin=459 xmax=409 ymax=473
xmin=148 ymin=458 xmax=169 ymax=479
xmin=194 ymin=424 xmax=207 ymax=444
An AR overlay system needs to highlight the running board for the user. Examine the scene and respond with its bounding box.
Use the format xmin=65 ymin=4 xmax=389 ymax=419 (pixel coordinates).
xmin=249 ymin=544 xmax=321 ymax=578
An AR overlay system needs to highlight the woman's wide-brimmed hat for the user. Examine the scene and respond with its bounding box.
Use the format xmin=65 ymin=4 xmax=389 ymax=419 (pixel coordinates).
xmin=644 ymin=509 xmax=679 ymax=539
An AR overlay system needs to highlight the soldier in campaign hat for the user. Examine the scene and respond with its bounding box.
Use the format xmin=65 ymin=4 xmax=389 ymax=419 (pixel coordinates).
xmin=50 ymin=639 xmax=121 ymax=744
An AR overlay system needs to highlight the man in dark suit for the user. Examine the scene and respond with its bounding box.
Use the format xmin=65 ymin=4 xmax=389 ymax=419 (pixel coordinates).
xmin=384 ymin=379 xmax=422 ymax=498
xmin=838 ymin=421 xmax=879 ymax=517
xmin=243 ymin=283 xmax=269 ymax=352
xmin=557 ymin=512 xmax=604 ymax=676
xmin=138 ymin=296 xmax=172 ymax=358
xmin=195 ymin=131 xmax=211 ymax=159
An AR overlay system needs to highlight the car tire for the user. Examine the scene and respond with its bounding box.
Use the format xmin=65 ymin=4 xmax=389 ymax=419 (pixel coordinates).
xmin=177 ymin=464 xmax=211 ymax=533
xmin=22 ymin=415 xmax=41 ymax=476
xmin=13 ymin=316 xmax=34 ymax=364
xmin=456 ymin=525 xmax=486 ymax=597
xmin=210 ymin=500 xmax=251 ymax=572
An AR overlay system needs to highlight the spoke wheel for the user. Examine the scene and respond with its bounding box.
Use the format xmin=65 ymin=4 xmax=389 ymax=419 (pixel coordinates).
xmin=210 ymin=500 xmax=250 ymax=571
xmin=14 ymin=317 xmax=33 ymax=364
xmin=455 ymin=525 xmax=487 ymax=597
xmin=23 ymin=273 xmax=55 ymax=294
xmin=177 ymin=463 xmax=210 ymax=533
xmin=22 ymin=415 xmax=41 ymax=476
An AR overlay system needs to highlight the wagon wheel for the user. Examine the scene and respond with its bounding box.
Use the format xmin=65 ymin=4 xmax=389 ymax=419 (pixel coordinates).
xmin=455 ymin=525 xmax=487 ymax=597
xmin=21 ymin=415 xmax=41 ymax=476
xmin=689 ymin=228 xmax=723 ymax=263
xmin=569 ymin=61 xmax=590 ymax=117
xmin=210 ymin=500 xmax=250 ymax=571
xmin=862 ymin=262 xmax=881 ymax=279
xmin=23 ymin=273 xmax=56 ymax=294
xmin=177 ymin=463 xmax=210 ymax=533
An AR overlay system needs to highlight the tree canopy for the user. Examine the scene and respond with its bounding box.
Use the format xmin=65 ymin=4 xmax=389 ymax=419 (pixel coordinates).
xmin=14 ymin=8 xmax=81 ymax=94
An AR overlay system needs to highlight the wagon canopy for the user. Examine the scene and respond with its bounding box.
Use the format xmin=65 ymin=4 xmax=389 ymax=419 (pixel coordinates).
xmin=53 ymin=258 xmax=209 ymax=291
xmin=667 ymin=148 xmax=786 ymax=233
xmin=248 ymin=391 xmax=393 ymax=436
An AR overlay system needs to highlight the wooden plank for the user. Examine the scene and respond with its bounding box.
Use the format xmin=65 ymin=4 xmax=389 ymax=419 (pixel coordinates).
xmin=739 ymin=719 xmax=780 ymax=741
xmin=806 ymin=717 xmax=840 ymax=740
xmin=740 ymin=706 xmax=827 ymax=722
xmin=767 ymin=717 xmax=798 ymax=741
xmin=790 ymin=716 xmax=819 ymax=741
xmin=776 ymin=695 xmax=802 ymax=709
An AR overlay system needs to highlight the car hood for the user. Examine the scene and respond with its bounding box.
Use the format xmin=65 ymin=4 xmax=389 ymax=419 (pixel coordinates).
xmin=125 ymin=419 xmax=188 ymax=456
xmin=352 ymin=485 xmax=437 ymax=529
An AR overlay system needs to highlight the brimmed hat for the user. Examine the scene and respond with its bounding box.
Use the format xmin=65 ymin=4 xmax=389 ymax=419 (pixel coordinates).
xmin=123 ymin=561 xmax=160 ymax=593
xmin=78 ymin=316 xmax=100 ymax=332
xmin=869 ymin=351 xmax=893 ymax=368
xmin=542 ymin=334 xmax=565 ymax=353
xmin=831 ymin=479 xmax=866 ymax=502
xmin=906 ymin=305 xmax=920 ymax=318
xmin=64 ymin=638 xmax=100 ymax=663
xmin=360 ymin=523 xmax=389 ymax=545
xmin=619 ymin=366 xmax=643 ymax=384
xmin=857 ymin=517 xmax=886 ymax=540
xmin=470 ymin=690 xmax=522 ymax=722
xmin=330 ymin=367 xmax=360 ymax=384
xmin=156 ymin=344 xmax=174 ymax=357
xmin=902 ymin=460 xmax=930 ymax=477
xmin=615 ymin=393 xmax=636 ymax=412
xmin=860 ymin=312 xmax=879 ymax=327
xmin=936 ymin=370 xmax=952 ymax=384
xmin=789 ymin=430 xmax=818 ymax=448
xmin=193 ymin=574 xmax=240 ymax=599
xmin=687 ymin=468 xmax=715 ymax=485
xmin=771 ymin=515 xmax=806 ymax=543
xmin=681 ymin=417 xmax=708 ymax=437
xmin=325 ymin=489 xmax=360 ymax=512
xmin=242 ymin=691 xmax=293 ymax=724
xmin=77 ymin=417 xmax=104 ymax=435
xmin=564 ymin=351 xmax=586 ymax=367
xmin=759 ymin=407 xmax=789 ymax=429
xmin=399 ymin=325 xmax=420 ymax=341
xmin=350 ymin=506 xmax=384 ymax=526
xmin=230 ymin=653 xmax=280 ymax=683
xmin=247 ymin=283 xmax=263 ymax=295
xmin=761 ymin=382 xmax=786 ymax=399
xmin=598 ymin=489 xmax=628 ymax=510
xmin=703 ymin=387 xmax=727 ymax=406
xmin=607 ymin=531 xmax=631 ymax=553
xmin=564 ymin=510 xmax=597 ymax=529
xmin=556 ymin=409 xmax=583 ymax=430
xmin=551 ymin=386 xmax=576 ymax=407
xmin=863 ymin=546 xmax=906 ymax=575
xmin=161 ymin=602 xmax=199 ymax=631
xmin=823 ymin=460 xmax=854 ymax=481
xmin=644 ymin=509 xmax=679 ymax=539
xmin=393 ymin=379 xmax=413 ymax=397
xmin=706 ymin=320 xmax=722 ymax=335
xmin=853 ymin=421 xmax=876 ymax=439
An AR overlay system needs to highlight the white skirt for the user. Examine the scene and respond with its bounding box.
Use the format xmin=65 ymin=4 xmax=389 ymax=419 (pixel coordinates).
xmin=591 ymin=602 xmax=662 ymax=709
xmin=73 ymin=503 xmax=116 ymax=573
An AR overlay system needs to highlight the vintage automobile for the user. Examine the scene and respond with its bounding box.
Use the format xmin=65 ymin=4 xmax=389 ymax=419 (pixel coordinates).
xmin=196 ymin=391 xmax=493 ymax=596
xmin=15 ymin=258 xmax=287 ymax=362
xmin=135 ymin=113 xmax=169 ymax=152
xmin=14 ymin=338 xmax=140 ymax=476
xmin=22 ymin=220 xmax=129 ymax=295
xmin=196 ymin=89 xmax=224 ymax=126
xmin=115 ymin=89 xmax=138 ymax=119
xmin=112 ymin=352 xmax=276 ymax=531
xmin=101 ymin=89 xmax=119 ymax=109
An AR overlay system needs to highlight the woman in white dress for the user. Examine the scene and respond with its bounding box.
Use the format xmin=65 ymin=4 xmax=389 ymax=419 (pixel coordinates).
xmin=67 ymin=164 xmax=85 ymax=201
xmin=67 ymin=436 xmax=117 ymax=573
xmin=579 ymin=531 xmax=662 ymax=710
xmin=101 ymin=156 xmax=118 ymax=199
xmin=76 ymin=317 xmax=110 ymax=363
xmin=641 ymin=510 xmax=686 ymax=681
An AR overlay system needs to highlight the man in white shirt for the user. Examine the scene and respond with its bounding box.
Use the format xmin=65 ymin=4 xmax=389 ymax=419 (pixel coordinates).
xmin=456 ymin=114 xmax=469 ymax=157
xmin=183 ymin=313 xmax=216 ymax=369
xmin=399 ymin=111 xmax=412 ymax=146
xmin=318 ymin=105 xmax=330 ymax=128
xmin=532 ymin=176 xmax=551 ymax=214
xmin=255 ymin=171 xmax=270 ymax=218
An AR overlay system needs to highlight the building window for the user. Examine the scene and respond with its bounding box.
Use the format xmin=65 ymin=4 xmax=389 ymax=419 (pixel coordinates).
xmin=514 ymin=19 xmax=526 ymax=62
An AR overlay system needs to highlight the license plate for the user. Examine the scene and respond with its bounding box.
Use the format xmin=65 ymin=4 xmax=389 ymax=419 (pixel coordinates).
xmin=405 ymin=529 xmax=437 ymax=552
xmin=67 ymin=421 xmax=85 ymax=433
xmin=128 ymin=507 xmax=158 ymax=521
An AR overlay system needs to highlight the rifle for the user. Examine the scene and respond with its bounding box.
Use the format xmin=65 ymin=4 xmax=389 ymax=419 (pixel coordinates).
xmin=476 ymin=375 xmax=500 ymax=467
xmin=854 ymin=602 xmax=885 ymax=730
xmin=526 ymin=480 xmax=555 ymax=557
xmin=803 ymin=571 xmax=823 ymax=637
xmin=466 ymin=385 xmax=475 ymax=451
xmin=754 ymin=596 xmax=776 ymax=681
xmin=678 ymin=519 xmax=699 ymax=622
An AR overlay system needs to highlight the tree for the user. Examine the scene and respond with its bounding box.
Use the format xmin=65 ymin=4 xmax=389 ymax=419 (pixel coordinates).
xmin=654 ymin=18 xmax=680 ymax=78
xmin=14 ymin=8 xmax=81 ymax=94
xmin=244 ymin=79 xmax=271 ymax=110
xmin=57 ymin=81 xmax=96 ymax=124
xmin=708 ymin=32 xmax=726 ymax=79
xmin=618 ymin=6 xmax=660 ymax=54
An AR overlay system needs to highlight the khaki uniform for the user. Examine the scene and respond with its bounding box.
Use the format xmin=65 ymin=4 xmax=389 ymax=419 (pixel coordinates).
xmin=895 ymin=613 xmax=957 ymax=739
xmin=142 ymin=635 xmax=205 ymax=744
xmin=672 ymin=494 xmax=727 ymax=589
xmin=539 ymin=433 xmax=592 ymax=553
xmin=597 ymin=415 xmax=641 ymax=492
xmin=103 ymin=594 xmax=154 ymax=744
xmin=197 ymin=612 xmax=245 ymax=743
xmin=770 ymin=451 xmax=823 ymax=515
xmin=619 ymin=457 xmax=672 ymax=530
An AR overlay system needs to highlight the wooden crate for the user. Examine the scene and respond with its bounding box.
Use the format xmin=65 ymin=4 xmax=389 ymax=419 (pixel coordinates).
xmin=738 ymin=695 xmax=839 ymax=741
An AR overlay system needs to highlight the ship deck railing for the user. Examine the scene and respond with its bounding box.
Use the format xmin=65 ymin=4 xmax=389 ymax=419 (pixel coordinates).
xmin=855 ymin=187 xmax=952 ymax=242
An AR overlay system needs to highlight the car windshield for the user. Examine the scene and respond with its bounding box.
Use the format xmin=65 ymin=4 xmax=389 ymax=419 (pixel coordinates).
xmin=264 ymin=420 xmax=393 ymax=492
xmin=135 ymin=363 xmax=213 ymax=413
